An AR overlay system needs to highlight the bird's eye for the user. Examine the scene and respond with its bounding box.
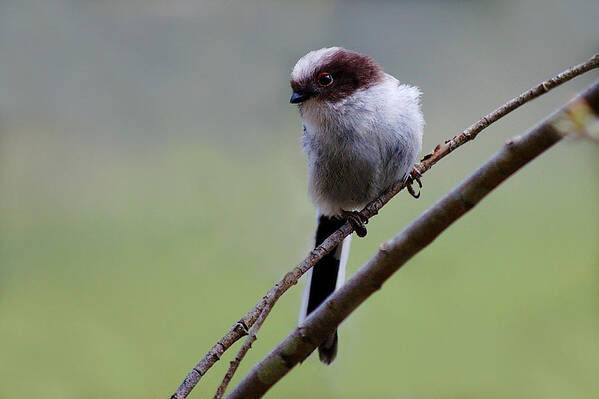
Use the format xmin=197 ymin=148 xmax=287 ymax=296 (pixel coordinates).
xmin=317 ymin=72 xmax=333 ymax=87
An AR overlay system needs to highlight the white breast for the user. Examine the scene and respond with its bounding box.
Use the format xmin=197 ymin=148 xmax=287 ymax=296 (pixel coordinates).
xmin=300 ymin=75 xmax=424 ymax=215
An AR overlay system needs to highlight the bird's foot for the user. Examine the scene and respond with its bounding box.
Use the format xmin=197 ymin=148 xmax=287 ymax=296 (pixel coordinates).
xmin=342 ymin=210 xmax=368 ymax=238
xmin=406 ymin=167 xmax=423 ymax=199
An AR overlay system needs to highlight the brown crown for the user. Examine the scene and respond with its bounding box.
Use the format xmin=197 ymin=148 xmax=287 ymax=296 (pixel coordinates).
xmin=291 ymin=48 xmax=385 ymax=103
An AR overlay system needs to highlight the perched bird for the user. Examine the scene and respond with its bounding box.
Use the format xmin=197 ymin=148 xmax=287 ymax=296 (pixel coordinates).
xmin=290 ymin=47 xmax=424 ymax=364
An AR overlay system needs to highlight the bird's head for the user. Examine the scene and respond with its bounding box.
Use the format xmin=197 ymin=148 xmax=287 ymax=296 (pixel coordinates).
xmin=289 ymin=47 xmax=384 ymax=107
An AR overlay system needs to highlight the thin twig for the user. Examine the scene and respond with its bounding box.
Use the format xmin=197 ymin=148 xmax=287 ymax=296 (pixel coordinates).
xmin=417 ymin=53 xmax=599 ymax=173
xmin=169 ymin=54 xmax=598 ymax=399
xmin=213 ymin=286 xmax=281 ymax=399
xmin=226 ymin=80 xmax=599 ymax=399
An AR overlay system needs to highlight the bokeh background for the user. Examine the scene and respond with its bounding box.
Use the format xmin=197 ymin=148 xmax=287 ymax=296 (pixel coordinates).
xmin=1 ymin=1 xmax=598 ymax=398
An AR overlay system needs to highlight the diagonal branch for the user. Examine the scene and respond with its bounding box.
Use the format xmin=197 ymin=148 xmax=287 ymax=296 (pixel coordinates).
xmin=169 ymin=54 xmax=598 ymax=399
xmin=226 ymin=80 xmax=599 ymax=399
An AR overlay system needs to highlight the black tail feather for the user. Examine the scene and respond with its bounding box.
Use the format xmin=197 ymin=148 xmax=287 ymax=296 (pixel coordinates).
xmin=305 ymin=215 xmax=346 ymax=364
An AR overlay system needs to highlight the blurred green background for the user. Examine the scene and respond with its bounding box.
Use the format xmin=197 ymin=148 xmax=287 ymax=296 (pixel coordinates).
xmin=1 ymin=1 xmax=598 ymax=398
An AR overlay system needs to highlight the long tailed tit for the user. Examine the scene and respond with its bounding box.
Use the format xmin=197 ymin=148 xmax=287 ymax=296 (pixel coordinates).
xmin=290 ymin=47 xmax=424 ymax=364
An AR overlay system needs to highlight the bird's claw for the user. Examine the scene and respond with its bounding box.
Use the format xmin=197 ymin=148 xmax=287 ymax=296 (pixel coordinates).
xmin=342 ymin=210 xmax=368 ymax=238
xmin=406 ymin=168 xmax=423 ymax=199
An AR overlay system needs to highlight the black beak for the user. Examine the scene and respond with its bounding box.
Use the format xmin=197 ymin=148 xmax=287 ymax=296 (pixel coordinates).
xmin=290 ymin=91 xmax=312 ymax=104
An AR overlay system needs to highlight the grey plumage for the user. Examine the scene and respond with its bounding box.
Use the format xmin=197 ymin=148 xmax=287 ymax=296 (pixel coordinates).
xmin=300 ymin=72 xmax=423 ymax=215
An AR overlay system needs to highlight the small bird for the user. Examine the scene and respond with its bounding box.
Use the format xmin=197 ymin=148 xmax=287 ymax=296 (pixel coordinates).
xmin=290 ymin=47 xmax=424 ymax=364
